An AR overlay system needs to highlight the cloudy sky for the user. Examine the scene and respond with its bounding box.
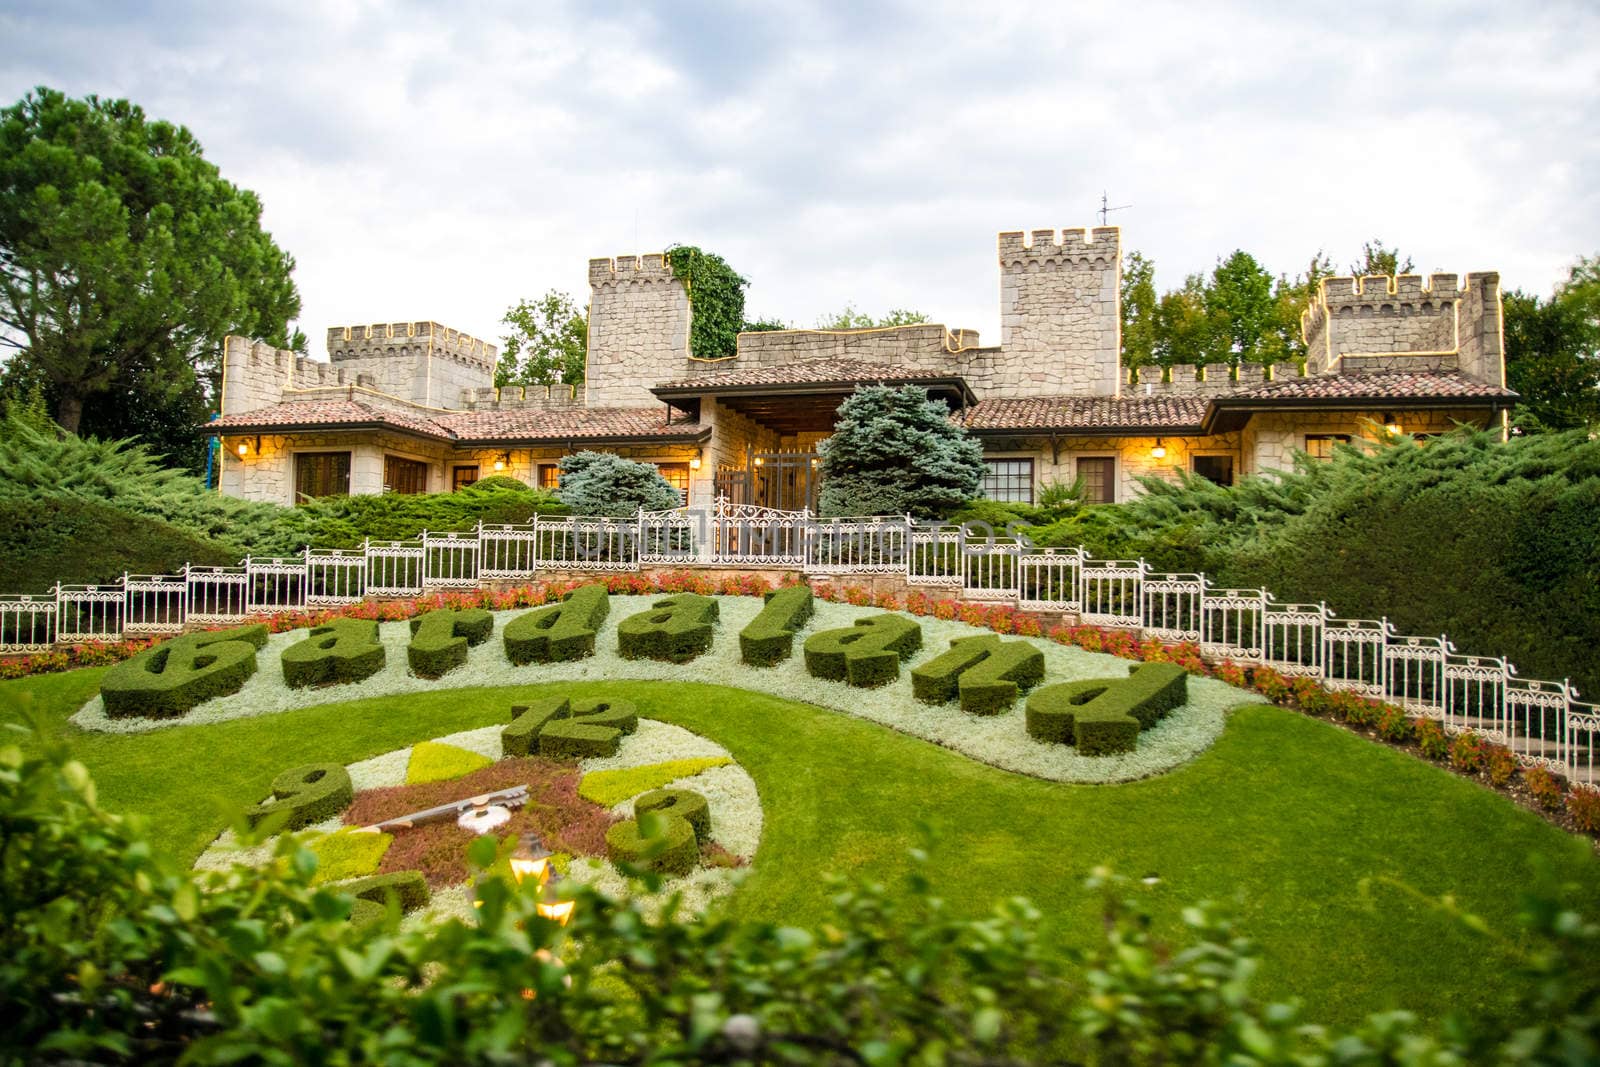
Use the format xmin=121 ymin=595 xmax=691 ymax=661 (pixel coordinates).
xmin=3 ymin=1 xmax=1597 ymax=355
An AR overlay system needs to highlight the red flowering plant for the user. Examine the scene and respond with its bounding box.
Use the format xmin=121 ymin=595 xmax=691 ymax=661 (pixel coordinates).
xmin=932 ymin=600 xmax=958 ymax=621
xmin=904 ymin=591 xmax=930 ymax=616
xmin=1415 ymin=718 xmax=1450 ymax=762
xmin=1524 ymin=766 xmax=1565 ymax=811
xmin=1250 ymin=666 xmax=1292 ymax=704
xmin=1013 ymin=614 xmax=1044 ymax=638
xmin=1567 ymin=785 xmax=1600 ymax=833
xmin=1485 ymin=744 xmax=1518 ymax=787
xmin=1448 ymin=732 xmax=1490 ymax=774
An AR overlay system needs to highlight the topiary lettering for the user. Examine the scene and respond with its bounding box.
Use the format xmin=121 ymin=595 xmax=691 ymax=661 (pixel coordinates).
xmin=247 ymin=762 xmax=354 ymax=830
xmin=1025 ymin=662 xmax=1189 ymax=754
xmin=503 ymin=583 xmax=609 ymax=664
xmin=803 ymin=614 xmax=923 ymax=688
xmin=406 ymin=607 xmax=494 ymax=678
xmin=100 ymin=623 xmax=269 ymax=719
xmin=911 ymin=634 xmax=1045 ymax=715
xmin=617 ymin=593 xmax=719 ymax=663
xmin=738 ymin=585 xmax=814 ymax=667
xmin=281 ymin=618 xmax=386 ymax=688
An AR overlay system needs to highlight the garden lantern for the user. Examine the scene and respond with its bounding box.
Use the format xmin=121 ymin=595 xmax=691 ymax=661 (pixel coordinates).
xmin=1151 ymin=438 xmax=1167 ymax=459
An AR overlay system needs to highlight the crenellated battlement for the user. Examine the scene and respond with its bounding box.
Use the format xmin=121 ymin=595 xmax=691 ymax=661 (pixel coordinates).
xmin=1300 ymin=270 xmax=1502 ymax=383
xmin=1124 ymin=361 xmax=1301 ymax=395
xmin=326 ymin=321 xmax=497 ymax=371
xmin=588 ymin=252 xmax=678 ymax=288
xmin=459 ymin=383 xmax=584 ymax=411
xmin=998 ymin=226 xmax=1121 ymax=266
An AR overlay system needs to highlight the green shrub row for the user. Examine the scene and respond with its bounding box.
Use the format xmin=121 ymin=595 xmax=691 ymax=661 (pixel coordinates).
xmin=617 ymin=593 xmax=719 ymax=663
xmin=247 ymin=763 xmax=355 ymax=831
xmin=502 ymin=696 xmax=641 ymax=760
xmin=803 ymin=614 xmax=923 ymax=688
xmin=100 ymin=624 xmax=269 ymax=719
xmin=604 ymin=787 xmax=710 ymax=876
xmin=910 ymin=634 xmax=1045 ymax=715
xmin=405 ymin=607 xmax=494 ymax=678
xmin=503 ymin=583 xmax=609 ymax=664
xmin=1025 ymin=662 xmax=1189 ymax=754
xmin=281 ymin=618 xmax=387 ymax=688
xmin=739 ymin=585 xmax=815 ymax=666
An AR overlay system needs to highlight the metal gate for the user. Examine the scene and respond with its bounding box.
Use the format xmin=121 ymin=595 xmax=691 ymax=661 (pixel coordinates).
xmin=715 ymin=451 xmax=819 ymax=511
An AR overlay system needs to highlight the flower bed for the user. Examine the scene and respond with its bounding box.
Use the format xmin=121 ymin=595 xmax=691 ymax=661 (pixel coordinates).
xmin=195 ymin=718 xmax=762 ymax=925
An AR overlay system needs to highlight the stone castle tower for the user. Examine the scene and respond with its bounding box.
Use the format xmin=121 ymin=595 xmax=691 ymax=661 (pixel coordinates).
xmin=997 ymin=226 xmax=1122 ymax=396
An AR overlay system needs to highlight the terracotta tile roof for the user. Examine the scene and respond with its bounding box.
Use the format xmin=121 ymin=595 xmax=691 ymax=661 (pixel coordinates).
xmin=208 ymin=399 xmax=451 ymax=440
xmin=1222 ymin=371 xmax=1516 ymax=403
xmin=655 ymin=358 xmax=960 ymax=391
xmin=957 ymin=395 xmax=1211 ymax=433
xmin=435 ymin=407 xmax=705 ymax=443
xmin=206 ymin=400 xmax=706 ymax=445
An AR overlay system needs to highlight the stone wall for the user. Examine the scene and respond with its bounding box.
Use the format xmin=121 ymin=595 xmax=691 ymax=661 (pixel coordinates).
xmin=1241 ymin=408 xmax=1489 ymax=476
xmin=218 ymin=429 xmax=456 ymax=506
xmin=461 ymin=383 xmax=584 ymax=411
xmin=1122 ymin=361 xmax=1298 ymax=396
xmin=325 ymin=322 xmax=496 ymax=409
xmin=981 ymin=431 xmax=1243 ymax=503
xmin=1457 ymin=271 xmax=1504 ymax=386
xmin=1292 ymin=273 xmax=1491 ymax=374
xmin=585 ymin=253 xmax=692 ymax=407
xmin=996 ymin=226 xmax=1121 ymax=397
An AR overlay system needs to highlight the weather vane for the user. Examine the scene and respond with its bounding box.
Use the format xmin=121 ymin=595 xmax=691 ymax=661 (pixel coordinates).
xmin=1097 ymin=191 xmax=1131 ymax=226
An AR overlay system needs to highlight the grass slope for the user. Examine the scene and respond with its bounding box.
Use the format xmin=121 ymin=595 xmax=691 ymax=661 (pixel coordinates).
xmin=5 ymin=671 xmax=1598 ymax=1028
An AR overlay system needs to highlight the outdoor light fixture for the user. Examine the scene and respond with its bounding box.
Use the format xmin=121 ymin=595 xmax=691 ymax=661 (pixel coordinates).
xmin=1151 ymin=438 xmax=1167 ymax=460
xmin=1382 ymin=413 xmax=1402 ymax=436
xmin=689 ymin=449 xmax=702 ymax=471
xmin=753 ymin=456 xmax=764 ymax=467
xmin=236 ymin=435 xmax=260 ymax=458
xmin=510 ymin=836 xmax=575 ymax=925
xmin=237 ymin=441 xmax=248 ymax=457
xmin=493 ymin=451 xmax=510 ymax=471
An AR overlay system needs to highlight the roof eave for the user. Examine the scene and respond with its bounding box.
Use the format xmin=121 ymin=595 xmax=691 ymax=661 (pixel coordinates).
xmin=653 ymin=376 xmax=979 ymax=406
xmin=202 ymin=420 xmax=452 ymax=443
xmin=965 ymin=422 xmax=1207 ymax=438
xmin=449 ymin=426 xmax=713 ymax=449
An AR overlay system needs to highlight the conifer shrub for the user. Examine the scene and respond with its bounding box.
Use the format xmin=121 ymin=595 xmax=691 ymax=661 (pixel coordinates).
xmin=503 ymin=583 xmax=609 ymax=664
xmin=739 ymin=585 xmax=815 ymax=666
xmin=100 ymin=624 xmax=269 ymax=718
xmin=816 ymin=385 xmax=985 ymax=518
xmin=634 ymin=788 xmax=711 ymax=842
xmin=405 ymin=607 xmax=494 ymax=678
xmin=503 ymin=697 xmax=572 ymax=758
xmin=1025 ymin=663 xmax=1188 ymax=754
xmin=803 ymin=614 xmax=923 ymax=688
xmin=280 ymin=618 xmax=386 ymax=687
xmin=556 ymin=451 xmax=681 ymax=516
xmin=617 ymin=593 xmax=719 ymax=662
xmin=247 ymin=763 xmax=354 ymax=831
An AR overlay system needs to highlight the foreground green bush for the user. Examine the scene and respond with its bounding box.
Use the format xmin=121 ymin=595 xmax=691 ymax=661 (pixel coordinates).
xmin=5 ymin=737 xmax=1598 ymax=1064
xmin=100 ymin=625 xmax=269 ymax=718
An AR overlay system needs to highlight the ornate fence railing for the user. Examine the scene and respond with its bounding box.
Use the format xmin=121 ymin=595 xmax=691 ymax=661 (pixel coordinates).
xmin=1 ymin=498 xmax=1594 ymax=784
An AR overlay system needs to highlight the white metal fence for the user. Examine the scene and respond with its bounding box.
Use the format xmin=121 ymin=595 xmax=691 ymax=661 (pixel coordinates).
xmin=2 ymin=497 xmax=1594 ymax=784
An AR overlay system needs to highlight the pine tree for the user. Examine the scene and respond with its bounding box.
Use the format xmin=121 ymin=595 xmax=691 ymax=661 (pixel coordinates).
xmin=817 ymin=385 xmax=985 ymax=518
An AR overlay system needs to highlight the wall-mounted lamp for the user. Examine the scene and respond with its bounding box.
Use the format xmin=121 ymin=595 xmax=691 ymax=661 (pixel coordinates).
xmin=753 ymin=455 xmax=764 ymax=467
xmin=1151 ymin=438 xmax=1167 ymax=460
xmin=1382 ymin=413 xmax=1402 ymax=436
xmin=235 ymin=435 xmax=260 ymax=458
xmin=689 ymin=449 xmax=702 ymax=471
xmin=493 ymin=451 xmax=510 ymax=472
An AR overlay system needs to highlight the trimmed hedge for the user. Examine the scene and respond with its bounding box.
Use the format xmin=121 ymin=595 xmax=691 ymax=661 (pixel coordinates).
xmin=100 ymin=624 xmax=269 ymax=719
xmin=540 ymin=720 xmax=624 ymax=760
xmin=538 ymin=697 xmax=641 ymax=759
xmin=281 ymin=618 xmax=386 ymax=688
xmin=1025 ymin=662 xmax=1189 ymax=754
xmin=578 ymin=757 xmax=731 ymax=807
xmin=803 ymin=614 xmax=923 ymax=688
xmin=739 ymin=585 xmax=815 ymax=666
xmin=617 ymin=594 xmax=719 ymax=663
xmin=342 ymin=870 xmax=432 ymax=927
xmin=912 ymin=635 xmax=1044 ymax=714
xmin=635 ymin=788 xmax=711 ymax=842
xmin=605 ymin=809 xmax=700 ymax=876
xmin=406 ymin=607 xmax=494 ymax=679
xmin=247 ymin=763 xmax=354 ymax=830
xmin=503 ymin=697 xmax=571 ymax=758
xmin=503 ymin=583 xmax=609 ymax=664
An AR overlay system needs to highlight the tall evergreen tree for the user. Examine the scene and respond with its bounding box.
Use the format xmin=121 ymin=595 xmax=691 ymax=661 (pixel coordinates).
xmin=817 ymin=385 xmax=984 ymax=518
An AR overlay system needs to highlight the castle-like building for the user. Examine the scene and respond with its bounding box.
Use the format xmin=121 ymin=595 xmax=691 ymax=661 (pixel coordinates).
xmin=211 ymin=226 xmax=1515 ymax=510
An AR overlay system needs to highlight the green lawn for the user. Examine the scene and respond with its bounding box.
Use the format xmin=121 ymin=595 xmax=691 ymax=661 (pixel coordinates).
xmin=5 ymin=669 xmax=1598 ymax=1029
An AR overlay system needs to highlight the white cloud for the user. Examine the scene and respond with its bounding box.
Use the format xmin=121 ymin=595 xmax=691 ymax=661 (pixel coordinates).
xmin=2 ymin=0 xmax=1596 ymax=356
